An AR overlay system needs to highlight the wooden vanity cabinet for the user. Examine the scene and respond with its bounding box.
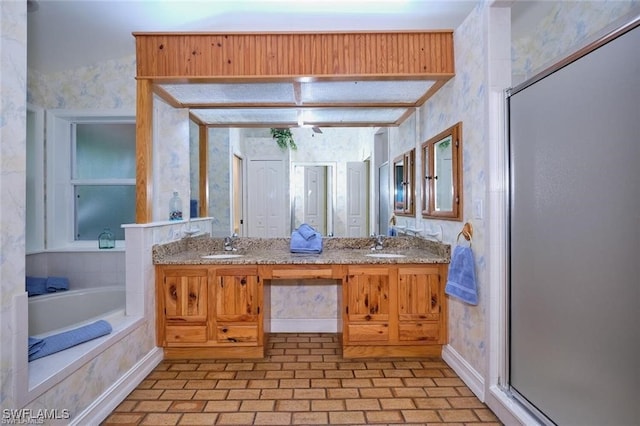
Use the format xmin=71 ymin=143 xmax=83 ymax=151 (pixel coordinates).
xmin=343 ymin=264 xmax=447 ymax=358
xmin=157 ymin=262 xmax=447 ymax=359
xmin=156 ymin=265 xmax=265 ymax=359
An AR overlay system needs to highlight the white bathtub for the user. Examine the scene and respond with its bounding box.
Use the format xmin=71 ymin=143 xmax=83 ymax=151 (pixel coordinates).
xmin=28 ymin=286 xmax=126 ymax=336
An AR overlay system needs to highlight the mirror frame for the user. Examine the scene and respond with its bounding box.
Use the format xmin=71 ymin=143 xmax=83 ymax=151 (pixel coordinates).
xmin=393 ymin=148 xmax=415 ymax=216
xmin=421 ymin=122 xmax=462 ymax=220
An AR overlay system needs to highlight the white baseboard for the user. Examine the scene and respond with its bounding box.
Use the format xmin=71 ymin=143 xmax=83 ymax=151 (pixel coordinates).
xmin=71 ymin=347 xmax=163 ymax=426
xmin=270 ymin=319 xmax=339 ymax=333
xmin=441 ymin=344 xmax=485 ymax=401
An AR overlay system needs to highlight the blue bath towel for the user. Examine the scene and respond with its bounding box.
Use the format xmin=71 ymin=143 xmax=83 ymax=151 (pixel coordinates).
xmin=28 ymin=337 xmax=45 ymax=356
xmin=290 ymin=226 xmax=323 ymax=254
xmin=28 ymin=320 xmax=112 ymax=362
xmin=445 ymin=245 xmax=478 ymax=305
xmin=26 ymin=276 xmax=47 ymax=297
xmin=46 ymin=276 xmax=69 ymax=292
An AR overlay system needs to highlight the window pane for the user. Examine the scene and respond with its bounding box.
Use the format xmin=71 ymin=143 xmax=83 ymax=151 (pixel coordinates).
xmin=75 ymin=185 xmax=135 ymax=241
xmin=75 ymin=123 xmax=135 ymax=179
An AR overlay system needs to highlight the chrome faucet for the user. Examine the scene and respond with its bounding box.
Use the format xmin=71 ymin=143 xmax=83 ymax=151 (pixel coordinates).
xmin=371 ymin=234 xmax=384 ymax=250
xmin=223 ymin=233 xmax=238 ymax=251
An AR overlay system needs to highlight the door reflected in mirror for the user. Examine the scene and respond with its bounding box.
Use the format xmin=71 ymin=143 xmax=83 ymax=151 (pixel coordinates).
xmin=291 ymin=163 xmax=335 ymax=236
xmin=422 ymin=122 xmax=462 ymax=220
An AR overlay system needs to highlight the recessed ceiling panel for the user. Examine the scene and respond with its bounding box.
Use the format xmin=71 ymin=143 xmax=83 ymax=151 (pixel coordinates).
xmin=191 ymin=108 xmax=298 ymax=125
xmin=301 ymin=107 xmax=408 ymax=124
xmin=161 ymin=79 xmax=436 ymax=126
xmin=191 ymin=107 xmax=409 ymax=126
xmin=301 ymin=80 xmax=434 ymax=104
xmin=160 ymin=83 xmax=296 ymax=105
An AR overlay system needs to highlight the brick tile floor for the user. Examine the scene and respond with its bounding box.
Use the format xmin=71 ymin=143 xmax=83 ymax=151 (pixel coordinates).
xmin=101 ymin=333 xmax=503 ymax=425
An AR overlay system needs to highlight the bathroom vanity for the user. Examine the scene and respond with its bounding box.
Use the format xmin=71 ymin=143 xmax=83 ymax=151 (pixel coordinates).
xmin=153 ymin=236 xmax=450 ymax=359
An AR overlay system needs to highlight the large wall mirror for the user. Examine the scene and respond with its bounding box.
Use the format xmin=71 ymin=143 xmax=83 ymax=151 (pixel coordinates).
xmin=194 ymin=127 xmax=378 ymax=237
xmin=393 ymin=148 xmax=415 ymax=216
xmin=421 ymin=122 xmax=462 ymax=220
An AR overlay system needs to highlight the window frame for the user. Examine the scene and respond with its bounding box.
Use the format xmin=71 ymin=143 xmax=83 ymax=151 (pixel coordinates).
xmin=46 ymin=109 xmax=135 ymax=250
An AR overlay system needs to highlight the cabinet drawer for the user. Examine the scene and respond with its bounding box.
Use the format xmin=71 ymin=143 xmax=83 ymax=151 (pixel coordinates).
xmin=166 ymin=325 xmax=207 ymax=343
xmin=216 ymin=324 xmax=258 ymax=343
xmin=398 ymin=322 xmax=440 ymax=342
xmin=347 ymin=324 xmax=389 ymax=342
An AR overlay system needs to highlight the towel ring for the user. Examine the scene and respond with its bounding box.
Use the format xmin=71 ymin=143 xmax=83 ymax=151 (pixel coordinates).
xmin=456 ymin=222 xmax=473 ymax=247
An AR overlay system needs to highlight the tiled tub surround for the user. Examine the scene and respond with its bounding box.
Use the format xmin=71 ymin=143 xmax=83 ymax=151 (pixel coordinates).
xmin=154 ymin=236 xmax=451 ymax=360
xmin=153 ymin=236 xmax=450 ymax=265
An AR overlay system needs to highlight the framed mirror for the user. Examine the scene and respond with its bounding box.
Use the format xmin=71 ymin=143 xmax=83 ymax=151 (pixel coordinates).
xmin=393 ymin=148 xmax=415 ymax=216
xmin=421 ymin=122 xmax=462 ymax=220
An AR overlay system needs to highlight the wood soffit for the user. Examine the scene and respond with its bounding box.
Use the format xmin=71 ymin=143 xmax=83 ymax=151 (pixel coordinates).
xmin=134 ymin=31 xmax=455 ymax=128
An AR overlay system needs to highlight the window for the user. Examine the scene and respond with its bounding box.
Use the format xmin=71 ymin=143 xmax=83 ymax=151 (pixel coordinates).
xmin=73 ymin=123 xmax=136 ymax=241
xmin=46 ymin=111 xmax=136 ymax=248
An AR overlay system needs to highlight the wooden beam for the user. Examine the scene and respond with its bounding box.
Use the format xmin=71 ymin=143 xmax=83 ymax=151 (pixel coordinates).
xmin=135 ymin=79 xmax=153 ymax=223
xmin=134 ymin=31 xmax=454 ymax=79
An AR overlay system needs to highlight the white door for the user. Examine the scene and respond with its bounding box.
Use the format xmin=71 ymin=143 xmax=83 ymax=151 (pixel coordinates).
xmin=247 ymin=159 xmax=287 ymax=237
xmin=346 ymin=161 xmax=369 ymax=237
xmin=303 ymin=166 xmax=327 ymax=235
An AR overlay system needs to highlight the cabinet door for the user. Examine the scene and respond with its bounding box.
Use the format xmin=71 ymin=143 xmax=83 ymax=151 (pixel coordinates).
xmin=345 ymin=266 xmax=391 ymax=342
xmin=215 ymin=270 xmax=260 ymax=322
xmin=346 ymin=267 xmax=390 ymax=322
xmin=161 ymin=269 xmax=208 ymax=321
xmin=397 ymin=266 xmax=442 ymax=342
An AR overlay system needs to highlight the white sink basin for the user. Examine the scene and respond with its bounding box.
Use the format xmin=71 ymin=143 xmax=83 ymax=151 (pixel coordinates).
xmin=201 ymin=254 xmax=244 ymax=259
xmin=365 ymin=253 xmax=407 ymax=258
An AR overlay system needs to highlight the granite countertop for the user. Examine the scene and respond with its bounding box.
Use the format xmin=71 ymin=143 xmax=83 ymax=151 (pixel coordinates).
xmin=153 ymin=235 xmax=450 ymax=265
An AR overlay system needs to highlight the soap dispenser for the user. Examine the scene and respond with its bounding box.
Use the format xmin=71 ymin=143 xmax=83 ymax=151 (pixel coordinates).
xmin=169 ymin=191 xmax=183 ymax=221
xmin=98 ymin=227 xmax=115 ymax=249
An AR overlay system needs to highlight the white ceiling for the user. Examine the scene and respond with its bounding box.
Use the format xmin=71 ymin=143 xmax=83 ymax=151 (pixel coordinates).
xmin=28 ymin=0 xmax=479 ymax=74
xmin=27 ymin=0 xmax=482 ymax=127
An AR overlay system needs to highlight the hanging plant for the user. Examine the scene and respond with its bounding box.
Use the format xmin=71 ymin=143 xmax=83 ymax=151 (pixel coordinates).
xmin=270 ymin=128 xmax=297 ymax=150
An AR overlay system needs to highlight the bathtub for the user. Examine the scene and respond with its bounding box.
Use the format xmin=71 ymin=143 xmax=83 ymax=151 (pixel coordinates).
xmin=28 ymin=286 xmax=126 ymax=336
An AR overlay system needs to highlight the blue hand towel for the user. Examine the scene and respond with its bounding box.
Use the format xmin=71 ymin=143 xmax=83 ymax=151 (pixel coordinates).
xmin=297 ymin=223 xmax=317 ymax=240
xmin=290 ymin=229 xmax=323 ymax=254
xmin=46 ymin=276 xmax=69 ymax=292
xmin=26 ymin=276 xmax=47 ymax=297
xmin=445 ymin=245 xmax=478 ymax=305
xmin=28 ymin=320 xmax=112 ymax=362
